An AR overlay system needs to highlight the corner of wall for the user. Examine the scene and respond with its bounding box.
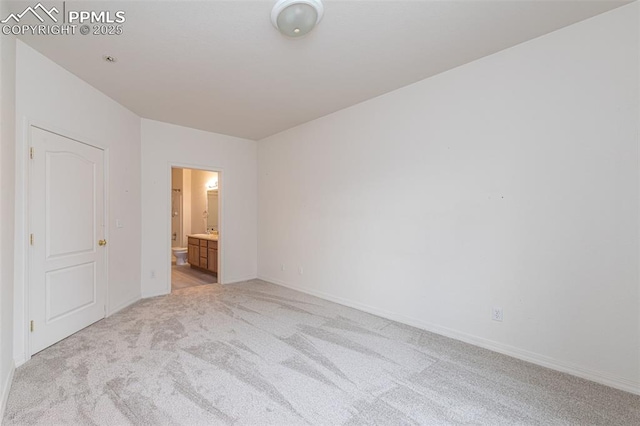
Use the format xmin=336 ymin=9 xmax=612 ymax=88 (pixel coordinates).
xmin=0 ymin=360 xmax=15 ymax=421
xmin=107 ymin=294 xmax=141 ymax=317
xmin=0 ymin=13 xmax=17 ymax=421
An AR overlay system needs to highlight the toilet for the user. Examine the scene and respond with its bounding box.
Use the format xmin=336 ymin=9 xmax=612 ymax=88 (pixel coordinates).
xmin=172 ymin=247 xmax=188 ymax=265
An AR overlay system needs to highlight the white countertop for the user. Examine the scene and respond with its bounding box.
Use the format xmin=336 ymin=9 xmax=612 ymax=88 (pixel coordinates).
xmin=188 ymin=234 xmax=219 ymax=241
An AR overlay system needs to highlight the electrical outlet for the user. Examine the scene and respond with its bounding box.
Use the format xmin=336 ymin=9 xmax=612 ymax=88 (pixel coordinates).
xmin=281 ymin=264 xmax=285 ymax=271
xmin=491 ymin=307 xmax=503 ymax=322
xmin=298 ymin=266 xmax=304 ymax=275
xmin=150 ymin=270 xmax=156 ymax=279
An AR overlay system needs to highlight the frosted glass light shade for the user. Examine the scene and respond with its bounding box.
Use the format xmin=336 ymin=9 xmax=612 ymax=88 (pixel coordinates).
xmin=271 ymin=0 xmax=324 ymax=38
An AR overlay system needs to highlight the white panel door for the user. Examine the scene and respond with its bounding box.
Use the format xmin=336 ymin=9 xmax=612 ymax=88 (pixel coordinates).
xmin=29 ymin=126 xmax=107 ymax=355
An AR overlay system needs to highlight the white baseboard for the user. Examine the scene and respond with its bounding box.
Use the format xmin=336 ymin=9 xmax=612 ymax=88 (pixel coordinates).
xmin=107 ymin=294 xmax=141 ymax=316
xmin=141 ymin=290 xmax=169 ymax=299
xmin=140 ymin=275 xmax=258 ymax=299
xmin=223 ymin=275 xmax=258 ymax=285
xmin=13 ymin=354 xmax=26 ymax=369
xmin=258 ymin=275 xmax=640 ymax=396
xmin=1 ymin=361 xmax=15 ymax=421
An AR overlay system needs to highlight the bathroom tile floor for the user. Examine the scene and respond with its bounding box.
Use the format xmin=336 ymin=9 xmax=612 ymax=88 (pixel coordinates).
xmin=171 ymin=263 xmax=217 ymax=291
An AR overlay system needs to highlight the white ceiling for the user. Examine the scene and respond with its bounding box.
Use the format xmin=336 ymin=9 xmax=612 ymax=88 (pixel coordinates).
xmin=16 ymin=0 xmax=629 ymax=140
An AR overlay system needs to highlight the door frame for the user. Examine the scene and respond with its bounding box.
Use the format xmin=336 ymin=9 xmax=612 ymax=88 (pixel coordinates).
xmin=166 ymin=162 xmax=224 ymax=293
xmin=17 ymin=118 xmax=110 ymax=363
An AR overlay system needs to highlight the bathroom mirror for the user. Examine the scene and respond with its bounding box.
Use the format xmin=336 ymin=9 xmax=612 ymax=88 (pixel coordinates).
xmin=206 ymin=189 xmax=219 ymax=231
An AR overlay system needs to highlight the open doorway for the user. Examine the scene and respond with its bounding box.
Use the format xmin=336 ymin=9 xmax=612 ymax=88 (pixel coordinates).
xmin=170 ymin=167 xmax=220 ymax=291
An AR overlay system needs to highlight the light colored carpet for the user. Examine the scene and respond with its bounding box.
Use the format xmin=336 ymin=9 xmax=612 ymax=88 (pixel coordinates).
xmin=171 ymin=264 xmax=216 ymax=291
xmin=4 ymin=279 xmax=639 ymax=425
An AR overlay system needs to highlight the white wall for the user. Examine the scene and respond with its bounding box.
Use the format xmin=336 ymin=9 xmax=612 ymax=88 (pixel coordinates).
xmin=14 ymin=41 xmax=142 ymax=364
xmin=141 ymin=119 xmax=257 ymax=296
xmin=258 ymin=4 xmax=640 ymax=394
xmin=0 ymin=0 xmax=16 ymax=413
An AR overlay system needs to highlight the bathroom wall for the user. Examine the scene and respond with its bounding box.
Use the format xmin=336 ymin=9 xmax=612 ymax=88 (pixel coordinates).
xmin=171 ymin=168 xmax=218 ymax=247
xmin=183 ymin=169 xmax=192 ymax=241
xmin=171 ymin=168 xmax=183 ymax=247
xmin=190 ymin=170 xmax=217 ymax=235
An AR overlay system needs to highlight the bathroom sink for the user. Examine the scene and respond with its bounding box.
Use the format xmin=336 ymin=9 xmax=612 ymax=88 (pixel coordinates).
xmin=189 ymin=233 xmax=218 ymax=240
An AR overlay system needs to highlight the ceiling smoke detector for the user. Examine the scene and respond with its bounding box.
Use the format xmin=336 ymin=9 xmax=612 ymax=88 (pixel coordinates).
xmin=271 ymin=0 xmax=324 ymax=38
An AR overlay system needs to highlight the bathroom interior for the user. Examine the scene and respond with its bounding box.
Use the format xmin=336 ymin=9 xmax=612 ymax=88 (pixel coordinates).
xmin=171 ymin=167 xmax=220 ymax=291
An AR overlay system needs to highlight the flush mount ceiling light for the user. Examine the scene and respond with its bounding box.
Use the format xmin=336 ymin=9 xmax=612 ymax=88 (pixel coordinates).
xmin=271 ymin=0 xmax=324 ymax=38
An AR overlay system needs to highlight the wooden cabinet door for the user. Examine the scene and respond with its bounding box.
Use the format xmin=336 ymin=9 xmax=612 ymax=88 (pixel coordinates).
xmin=188 ymin=244 xmax=200 ymax=266
xmin=207 ymin=248 xmax=218 ymax=273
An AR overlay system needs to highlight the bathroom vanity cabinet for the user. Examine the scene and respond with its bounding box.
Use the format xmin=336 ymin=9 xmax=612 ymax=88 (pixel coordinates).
xmin=187 ymin=236 xmax=218 ymax=274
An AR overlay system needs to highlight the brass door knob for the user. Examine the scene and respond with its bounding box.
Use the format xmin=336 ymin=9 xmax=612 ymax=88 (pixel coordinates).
xmin=98 ymin=239 xmax=107 ymax=246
